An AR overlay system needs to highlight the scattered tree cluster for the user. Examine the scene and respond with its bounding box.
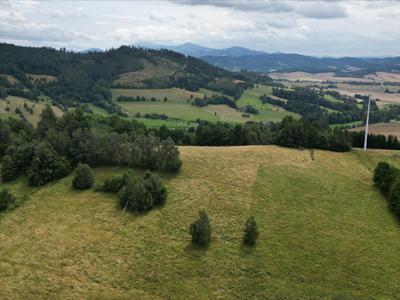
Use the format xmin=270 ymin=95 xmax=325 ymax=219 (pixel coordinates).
xmin=117 ymin=171 xmax=167 ymax=212
xmin=189 ymin=210 xmax=259 ymax=248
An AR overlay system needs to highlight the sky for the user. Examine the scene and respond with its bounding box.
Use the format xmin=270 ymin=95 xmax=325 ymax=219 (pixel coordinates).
xmin=0 ymin=0 xmax=399 ymax=57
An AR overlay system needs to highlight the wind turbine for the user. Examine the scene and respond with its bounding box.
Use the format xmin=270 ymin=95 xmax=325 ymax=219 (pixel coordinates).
xmin=363 ymin=94 xmax=371 ymax=150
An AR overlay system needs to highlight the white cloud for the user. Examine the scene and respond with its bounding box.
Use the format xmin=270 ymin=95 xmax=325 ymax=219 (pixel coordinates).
xmin=0 ymin=0 xmax=398 ymax=56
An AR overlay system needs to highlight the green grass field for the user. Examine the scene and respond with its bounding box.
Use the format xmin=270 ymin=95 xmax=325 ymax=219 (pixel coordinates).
xmin=113 ymin=86 xmax=297 ymax=125
xmin=1 ymin=146 xmax=400 ymax=298
xmin=112 ymin=88 xmax=204 ymax=103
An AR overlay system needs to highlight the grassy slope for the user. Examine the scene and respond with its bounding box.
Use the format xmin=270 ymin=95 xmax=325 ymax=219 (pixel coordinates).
xmin=1 ymin=146 xmax=400 ymax=298
xmin=0 ymin=96 xmax=63 ymax=126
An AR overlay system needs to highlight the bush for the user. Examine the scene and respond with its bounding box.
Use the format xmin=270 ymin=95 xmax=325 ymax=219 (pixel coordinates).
xmin=243 ymin=216 xmax=259 ymax=246
xmin=118 ymin=178 xmax=153 ymax=212
xmin=27 ymin=142 xmax=71 ymax=186
xmin=374 ymin=162 xmax=397 ymax=195
xmin=72 ymin=163 xmax=94 ymax=190
xmin=190 ymin=209 xmax=211 ymax=247
xmin=101 ymin=174 xmax=128 ymax=193
xmin=1 ymin=155 xmax=18 ymax=182
xmin=0 ymin=188 xmax=16 ymax=212
xmin=143 ymin=171 xmax=167 ymax=206
xmin=388 ymin=176 xmax=400 ymax=216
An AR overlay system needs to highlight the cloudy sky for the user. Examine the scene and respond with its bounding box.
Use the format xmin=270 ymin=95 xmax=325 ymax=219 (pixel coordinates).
xmin=0 ymin=0 xmax=399 ymax=57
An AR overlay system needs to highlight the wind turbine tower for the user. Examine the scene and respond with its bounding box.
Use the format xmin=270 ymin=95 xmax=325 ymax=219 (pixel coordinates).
xmin=363 ymin=94 xmax=371 ymax=150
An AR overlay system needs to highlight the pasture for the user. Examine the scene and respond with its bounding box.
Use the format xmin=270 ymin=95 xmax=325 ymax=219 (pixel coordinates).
xmin=1 ymin=146 xmax=400 ymax=298
xmin=0 ymin=96 xmax=63 ymax=125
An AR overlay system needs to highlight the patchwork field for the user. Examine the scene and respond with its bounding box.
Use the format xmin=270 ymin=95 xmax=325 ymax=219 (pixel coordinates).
xmin=269 ymin=72 xmax=374 ymax=83
xmin=113 ymin=86 xmax=297 ymax=124
xmin=350 ymin=121 xmax=400 ymax=138
xmin=1 ymin=146 xmax=400 ymax=298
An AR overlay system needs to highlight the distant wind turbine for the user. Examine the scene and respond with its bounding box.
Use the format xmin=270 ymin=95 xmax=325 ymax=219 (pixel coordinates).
xmin=363 ymin=94 xmax=371 ymax=151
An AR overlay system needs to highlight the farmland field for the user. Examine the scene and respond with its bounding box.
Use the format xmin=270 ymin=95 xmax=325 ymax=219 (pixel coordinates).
xmin=350 ymin=121 xmax=400 ymax=137
xmin=1 ymin=146 xmax=400 ymax=299
xmin=113 ymin=86 xmax=297 ymax=124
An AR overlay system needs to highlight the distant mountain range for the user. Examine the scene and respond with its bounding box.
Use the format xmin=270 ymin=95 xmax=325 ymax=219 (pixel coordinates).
xmin=137 ymin=42 xmax=400 ymax=76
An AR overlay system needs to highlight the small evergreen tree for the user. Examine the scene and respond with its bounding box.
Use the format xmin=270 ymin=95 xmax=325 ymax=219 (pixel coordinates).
xmin=190 ymin=209 xmax=211 ymax=247
xmin=143 ymin=171 xmax=167 ymax=206
xmin=1 ymin=155 xmax=18 ymax=182
xmin=160 ymin=137 xmax=182 ymax=172
xmin=72 ymin=163 xmax=94 ymax=190
xmin=0 ymin=188 xmax=16 ymax=212
xmin=243 ymin=216 xmax=259 ymax=246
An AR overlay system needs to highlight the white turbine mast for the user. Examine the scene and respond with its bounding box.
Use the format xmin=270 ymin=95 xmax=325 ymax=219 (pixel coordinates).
xmin=363 ymin=94 xmax=371 ymax=151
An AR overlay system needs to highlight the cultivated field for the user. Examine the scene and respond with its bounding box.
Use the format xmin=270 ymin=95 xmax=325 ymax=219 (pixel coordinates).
xmin=269 ymin=71 xmax=400 ymax=84
xmin=1 ymin=146 xmax=400 ymax=298
xmin=350 ymin=122 xmax=400 ymax=138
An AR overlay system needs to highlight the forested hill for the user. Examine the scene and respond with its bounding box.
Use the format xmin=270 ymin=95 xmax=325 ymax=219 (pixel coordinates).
xmin=202 ymin=53 xmax=400 ymax=75
xmin=0 ymin=43 xmax=270 ymax=112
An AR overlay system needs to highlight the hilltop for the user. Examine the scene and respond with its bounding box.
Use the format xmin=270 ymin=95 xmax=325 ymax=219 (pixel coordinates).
xmin=0 ymin=146 xmax=400 ymax=298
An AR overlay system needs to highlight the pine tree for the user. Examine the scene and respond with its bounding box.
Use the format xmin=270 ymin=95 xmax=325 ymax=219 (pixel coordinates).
xmin=160 ymin=137 xmax=182 ymax=172
xmin=1 ymin=155 xmax=18 ymax=182
xmin=143 ymin=171 xmax=167 ymax=206
xmin=118 ymin=178 xmax=153 ymax=212
xmin=72 ymin=163 xmax=95 ymax=189
xmin=243 ymin=216 xmax=259 ymax=246
xmin=37 ymin=105 xmax=58 ymax=137
xmin=190 ymin=209 xmax=211 ymax=247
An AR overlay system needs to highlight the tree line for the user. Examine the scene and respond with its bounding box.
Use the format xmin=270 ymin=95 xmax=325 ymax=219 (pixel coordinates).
xmin=374 ymin=162 xmax=400 ymax=218
xmin=0 ymin=107 xmax=182 ymax=187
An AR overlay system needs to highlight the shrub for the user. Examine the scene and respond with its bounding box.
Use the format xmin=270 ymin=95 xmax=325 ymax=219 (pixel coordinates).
xmin=0 ymin=188 xmax=16 ymax=212
xmin=118 ymin=178 xmax=153 ymax=212
xmin=388 ymin=176 xmax=400 ymax=216
xmin=243 ymin=216 xmax=259 ymax=246
xmin=1 ymin=155 xmax=18 ymax=182
xmin=190 ymin=209 xmax=211 ymax=247
xmin=143 ymin=171 xmax=167 ymax=206
xmin=374 ymin=162 xmax=397 ymax=195
xmin=27 ymin=142 xmax=71 ymax=186
xmin=72 ymin=163 xmax=94 ymax=190
xmin=101 ymin=174 xmax=128 ymax=193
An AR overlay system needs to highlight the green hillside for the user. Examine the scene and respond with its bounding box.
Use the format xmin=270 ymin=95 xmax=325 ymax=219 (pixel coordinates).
xmin=1 ymin=146 xmax=400 ymax=299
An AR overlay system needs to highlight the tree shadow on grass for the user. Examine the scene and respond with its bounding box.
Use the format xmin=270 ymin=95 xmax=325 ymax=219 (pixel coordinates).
xmin=183 ymin=243 xmax=209 ymax=259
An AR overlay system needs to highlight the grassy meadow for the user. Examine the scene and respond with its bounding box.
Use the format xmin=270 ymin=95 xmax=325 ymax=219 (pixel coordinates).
xmin=112 ymin=85 xmax=297 ymax=125
xmin=1 ymin=146 xmax=400 ymax=299
xmin=0 ymin=96 xmax=63 ymax=125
